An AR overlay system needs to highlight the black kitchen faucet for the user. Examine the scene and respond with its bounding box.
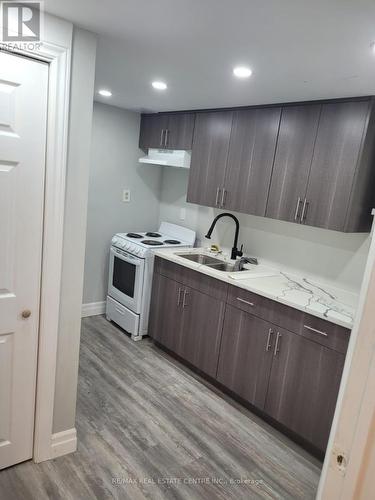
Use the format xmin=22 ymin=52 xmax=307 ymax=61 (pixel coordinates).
xmin=205 ymin=213 xmax=243 ymax=260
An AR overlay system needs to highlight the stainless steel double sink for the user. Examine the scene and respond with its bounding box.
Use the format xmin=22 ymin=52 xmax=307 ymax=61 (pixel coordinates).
xmin=176 ymin=253 xmax=243 ymax=272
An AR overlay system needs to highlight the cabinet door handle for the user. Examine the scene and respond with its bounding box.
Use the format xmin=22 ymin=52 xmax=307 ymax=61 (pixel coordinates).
xmin=303 ymin=325 xmax=328 ymax=337
xmin=301 ymin=198 xmax=309 ymax=223
xmin=164 ymin=129 xmax=169 ymax=147
xmin=221 ymin=188 xmax=227 ymax=207
xmin=266 ymin=328 xmax=274 ymax=351
xmin=215 ymin=187 xmax=221 ymax=206
xmin=294 ymin=197 xmax=302 ymax=221
xmin=160 ymin=129 xmax=165 ymax=147
xmin=236 ymin=297 xmax=255 ymax=307
xmin=182 ymin=290 xmax=189 ymax=308
xmin=274 ymin=332 xmax=282 ymax=356
xmin=177 ymin=288 xmax=183 ymax=307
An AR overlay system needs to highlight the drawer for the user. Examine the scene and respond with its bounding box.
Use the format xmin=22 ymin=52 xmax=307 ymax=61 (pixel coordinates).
xmin=154 ymin=256 xmax=179 ymax=280
xmin=227 ymin=285 xmax=283 ymax=319
xmin=227 ymin=285 xmax=300 ymax=329
xmin=297 ymin=315 xmax=350 ymax=354
xmin=227 ymin=285 xmax=350 ymax=353
xmin=154 ymin=256 xmax=228 ymax=301
xmin=106 ymin=296 xmax=139 ymax=336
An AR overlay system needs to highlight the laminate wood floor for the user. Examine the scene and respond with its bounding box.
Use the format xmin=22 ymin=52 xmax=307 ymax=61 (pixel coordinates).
xmin=0 ymin=316 xmax=321 ymax=499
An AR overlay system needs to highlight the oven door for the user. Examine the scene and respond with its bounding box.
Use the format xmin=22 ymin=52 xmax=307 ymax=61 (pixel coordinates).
xmin=108 ymin=247 xmax=145 ymax=313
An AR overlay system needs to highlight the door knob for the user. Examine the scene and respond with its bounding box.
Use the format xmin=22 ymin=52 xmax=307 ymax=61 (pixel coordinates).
xmin=21 ymin=310 xmax=31 ymax=319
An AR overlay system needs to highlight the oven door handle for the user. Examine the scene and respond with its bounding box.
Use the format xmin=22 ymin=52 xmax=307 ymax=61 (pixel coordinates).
xmin=110 ymin=247 xmax=143 ymax=265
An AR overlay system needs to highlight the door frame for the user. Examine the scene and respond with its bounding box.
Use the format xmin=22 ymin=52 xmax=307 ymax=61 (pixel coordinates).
xmin=317 ymin=212 xmax=375 ymax=498
xmin=1 ymin=18 xmax=73 ymax=462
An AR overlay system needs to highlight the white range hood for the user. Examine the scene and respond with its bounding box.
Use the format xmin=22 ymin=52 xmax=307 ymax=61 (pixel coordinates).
xmin=139 ymin=148 xmax=191 ymax=169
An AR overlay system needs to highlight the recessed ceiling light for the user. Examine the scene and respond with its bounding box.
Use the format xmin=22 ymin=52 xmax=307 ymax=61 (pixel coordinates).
xmin=233 ymin=66 xmax=252 ymax=78
xmin=152 ymin=81 xmax=167 ymax=90
xmin=98 ymin=89 xmax=112 ymax=97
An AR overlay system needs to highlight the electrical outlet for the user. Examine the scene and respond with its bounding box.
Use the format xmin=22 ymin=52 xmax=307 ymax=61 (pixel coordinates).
xmin=122 ymin=189 xmax=131 ymax=203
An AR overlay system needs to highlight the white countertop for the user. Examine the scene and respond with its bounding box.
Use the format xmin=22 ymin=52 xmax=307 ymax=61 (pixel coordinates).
xmin=154 ymin=248 xmax=358 ymax=329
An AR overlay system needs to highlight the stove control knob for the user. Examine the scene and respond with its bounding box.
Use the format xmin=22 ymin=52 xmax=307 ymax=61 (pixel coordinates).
xmin=112 ymin=237 xmax=119 ymax=245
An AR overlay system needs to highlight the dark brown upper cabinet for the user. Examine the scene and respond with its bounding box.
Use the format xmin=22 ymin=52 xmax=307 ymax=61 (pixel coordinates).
xmin=266 ymin=98 xmax=375 ymax=232
xmin=139 ymin=113 xmax=168 ymax=150
xmin=165 ymin=113 xmax=196 ymax=150
xmin=187 ymin=111 xmax=233 ymax=207
xmin=223 ymin=107 xmax=281 ymax=215
xmin=140 ymin=96 xmax=375 ymax=232
xmin=187 ymin=108 xmax=280 ymax=213
xmin=139 ymin=112 xmax=195 ymax=151
xmin=303 ymin=99 xmax=373 ymax=231
xmin=266 ymin=104 xmax=321 ymax=223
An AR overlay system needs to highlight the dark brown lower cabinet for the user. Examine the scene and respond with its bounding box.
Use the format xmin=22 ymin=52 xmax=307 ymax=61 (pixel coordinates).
xmin=148 ymin=273 xmax=183 ymax=353
xmin=149 ymin=258 xmax=349 ymax=455
xmin=179 ymin=287 xmax=225 ymax=378
xmin=264 ymin=327 xmax=345 ymax=451
xmin=149 ymin=271 xmax=225 ymax=378
xmin=216 ymin=306 xmax=274 ymax=409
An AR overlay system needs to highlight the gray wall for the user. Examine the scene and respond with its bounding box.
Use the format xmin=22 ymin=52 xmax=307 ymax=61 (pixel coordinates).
xmin=83 ymin=102 xmax=162 ymax=304
xmin=159 ymin=168 xmax=370 ymax=292
xmin=53 ymin=27 xmax=97 ymax=434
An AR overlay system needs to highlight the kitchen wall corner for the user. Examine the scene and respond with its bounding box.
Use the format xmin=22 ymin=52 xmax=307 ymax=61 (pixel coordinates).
xmin=83 ymin=102 xmax=163 ymax=304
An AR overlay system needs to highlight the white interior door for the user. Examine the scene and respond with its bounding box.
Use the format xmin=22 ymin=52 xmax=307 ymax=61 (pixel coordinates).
xmin=0 ymin=52 xmax=48 ymax=469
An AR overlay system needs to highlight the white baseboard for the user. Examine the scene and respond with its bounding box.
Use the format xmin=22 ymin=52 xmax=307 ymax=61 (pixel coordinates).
xmin=82 ymin=301 xmax=106 ymax=318
xmin=50 ymin=428 xmax=77 ymax=459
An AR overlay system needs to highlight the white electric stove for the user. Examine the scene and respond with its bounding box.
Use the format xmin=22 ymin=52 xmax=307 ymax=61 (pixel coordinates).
xmin=106 ymin=222 xmax=196 ymax=340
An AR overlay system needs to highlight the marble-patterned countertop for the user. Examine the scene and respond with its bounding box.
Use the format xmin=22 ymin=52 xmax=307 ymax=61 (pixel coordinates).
xmin=154 ymin=248 xmax=358 ymax=329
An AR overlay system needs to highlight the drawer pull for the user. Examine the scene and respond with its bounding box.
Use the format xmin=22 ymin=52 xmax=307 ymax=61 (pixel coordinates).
xmin=177 ymin=288 xmax=183 ymax=307
xmin=215 ymin=187 xmax=221 ymax=206
xmin=221 ymin=188 xmax=227 ymax=207
xmin=304 ymin=325 xmax=328 ymax=337
xmin=237 ymin=297 xmax=255 ymax=307
xmin=274 ymin=332 xmax=281 ymax=356
xmin=266 ymin=328 xmax=273 ymax=351
xmin=301 ymin=198 xmax=309 ymax=223
xmin=294 ymin=197 xmax=302 ymax=221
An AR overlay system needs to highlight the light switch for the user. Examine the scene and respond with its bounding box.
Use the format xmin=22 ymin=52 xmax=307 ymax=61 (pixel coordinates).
xmin=179 ymin=208 xmax=186 ymax=220
xmin=122 ymin=189 xmax=131 ymax=202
